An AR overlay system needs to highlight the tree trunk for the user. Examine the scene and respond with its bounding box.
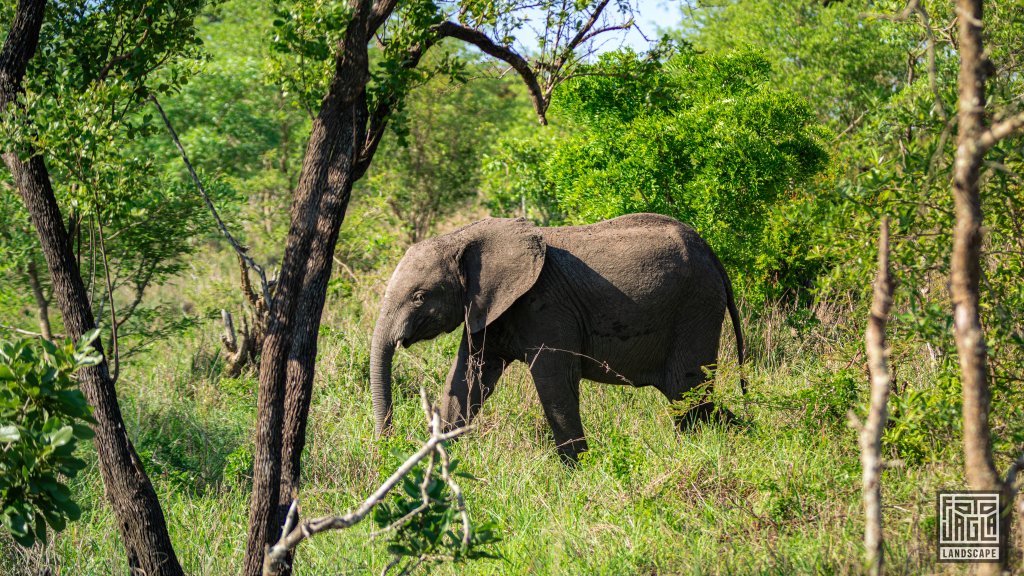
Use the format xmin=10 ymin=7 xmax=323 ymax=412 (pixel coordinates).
xmin=1 ymin=2 xmax=183 ymax=574
xmin=242 ymin=6 xmax=369 ymax=573
xmin=10 ymin=157 xmax=186 ymax=576
xmin=951 ymin=1 xmax=1011 ymax=572
xmin=26 ymin=259 xmax=52 ymax=339
xmin=274 ymin=175 xmax=356 ymax=576
xmin=861 ymin=217 xmax=894 ymax=576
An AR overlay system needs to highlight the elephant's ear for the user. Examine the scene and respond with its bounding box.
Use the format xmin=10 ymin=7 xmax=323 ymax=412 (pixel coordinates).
xmin=457 ymin=218 xmax=546 ymax=333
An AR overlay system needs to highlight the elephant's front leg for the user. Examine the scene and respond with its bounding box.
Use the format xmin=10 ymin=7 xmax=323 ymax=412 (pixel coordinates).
xmin=441 ymin=329 xmax=506 ymax=431
xmin=529 ymin=353 xmax=586 ymax=465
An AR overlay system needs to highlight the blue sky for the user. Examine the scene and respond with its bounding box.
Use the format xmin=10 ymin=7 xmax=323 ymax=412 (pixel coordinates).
xmin=620 ymin=0 xmax=683 ymax=51
xmin=511 ymin=0 xmax=684 ymax=55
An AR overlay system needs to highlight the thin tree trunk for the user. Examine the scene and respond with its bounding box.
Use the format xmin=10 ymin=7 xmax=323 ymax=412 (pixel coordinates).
xmin=25 ymin=259 xmax=52 ymax=339
xmin=952 ymin=1 xmax=1011 ymax=572
xmin=1 ymin=2 xmax=183 ymax=574
xmin=242 ymin=5 xmax=370 ymax=573
xmin=861 ymin=217 xmax=894 ymax=576
xmin=12 ymin=159 xmax=186 ymax=576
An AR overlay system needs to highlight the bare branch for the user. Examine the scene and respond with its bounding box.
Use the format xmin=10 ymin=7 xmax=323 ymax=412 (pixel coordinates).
xmin=25 ymin=260 xmax=52 ymax=339
xmin=577 ymin=21 xmax=634 ymax=47
xmin=0 ymin=323 xmax=63 ymax=339
xmin=434 ymin=21 xmax=548 ymax=125
xmin=564 ymin=0 xmax=611 ymax=53
xmin=221 ymin=309 xmax=238 ymax=354
xmin=977 ymin=111 xmax=1024 ymax=153
xmin=91 ymin=199 xmax=120 ymax=384
xmin=262 ymin=390 xmax=475 ymax=576
xmin=148 ymin=94 xmax=274 ymax=310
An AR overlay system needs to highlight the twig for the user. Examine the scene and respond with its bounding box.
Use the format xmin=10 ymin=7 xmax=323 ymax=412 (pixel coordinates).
xmin=527 ymin=344 xmax=633 ymax=385
xmin=0 ymin=323 xmax=63 ymax=339
xmin=148 ymin=94 xmax=274 ymax=310
xmin=91 ymin=204 xmax=120 ymax=384
xmin=262 ymin=390 xmax=474 ymax=576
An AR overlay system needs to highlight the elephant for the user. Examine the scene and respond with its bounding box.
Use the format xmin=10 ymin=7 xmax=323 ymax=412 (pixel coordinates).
xmin=369 ymin=213 xmax=746 ymax=463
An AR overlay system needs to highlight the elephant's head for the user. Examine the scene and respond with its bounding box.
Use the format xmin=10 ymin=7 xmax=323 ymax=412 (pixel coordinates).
xmin=370 ymin=218 xmax=546 ymax=436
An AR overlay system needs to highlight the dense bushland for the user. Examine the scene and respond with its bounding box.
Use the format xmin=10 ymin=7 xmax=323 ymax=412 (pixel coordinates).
xmin=1 ymin=0 xmax=1022 ymax=574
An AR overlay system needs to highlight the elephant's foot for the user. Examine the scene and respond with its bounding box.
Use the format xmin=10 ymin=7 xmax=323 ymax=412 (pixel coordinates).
xmin=555 ymin=437 xmax=588 ymax=467
xmin=676 ymin=401 xmax=737 ymax=431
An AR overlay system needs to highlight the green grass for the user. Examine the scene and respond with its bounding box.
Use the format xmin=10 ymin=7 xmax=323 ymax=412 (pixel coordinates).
xmin=0 ymin=261 xmax=996 ymax=576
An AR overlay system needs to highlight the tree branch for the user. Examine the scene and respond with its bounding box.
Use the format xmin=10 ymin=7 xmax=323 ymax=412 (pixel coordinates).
xmin=91 ymin=199 xmax=120 ymax=384
xmin=367 ymin=0 xmax=399 ymax=37
xmin=262 ymin=389 xmax=474 ymax=576
xmin=434 ymin=21 xmax=548 ymax=125
xmin=554 ymin=0 xmax=615 ymax=67
xmin=95 ymin=28 xmax=149 ymax=82
xmin=25 ymin=260 xmax=52 ymax=339
xmin=977 ymin=111 xmax=1024 ymax=153
xmin=148 ymin=94 xmax=274 ymax=310
xmin=0 ymin=323 xmax=63 ymax=339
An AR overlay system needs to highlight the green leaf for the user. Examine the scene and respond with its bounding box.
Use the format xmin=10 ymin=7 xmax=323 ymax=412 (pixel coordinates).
xmin=0 ymin=426 xmax=20 ymax=443
xmin=47 ymin=426 xmax=74 ymax=448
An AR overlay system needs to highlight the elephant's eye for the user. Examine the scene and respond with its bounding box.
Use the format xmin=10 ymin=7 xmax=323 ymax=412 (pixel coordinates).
xmin=412 ymin=291 xmax=426 ymax=306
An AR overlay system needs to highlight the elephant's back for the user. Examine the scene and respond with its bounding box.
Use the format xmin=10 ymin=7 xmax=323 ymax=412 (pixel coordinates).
xmin=539 ymin=213 xmax=721 ymax=293
xmin=530 ymin=214 xmax=727 ymax=386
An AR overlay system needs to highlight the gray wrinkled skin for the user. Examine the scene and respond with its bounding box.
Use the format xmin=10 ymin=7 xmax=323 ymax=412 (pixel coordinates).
xmin=369 ymin=213 xmax=745 ymax=464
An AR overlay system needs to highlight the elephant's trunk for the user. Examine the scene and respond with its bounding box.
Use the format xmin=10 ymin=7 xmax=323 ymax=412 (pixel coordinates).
xmin=370 ymin=314 xmax=397 ymax=436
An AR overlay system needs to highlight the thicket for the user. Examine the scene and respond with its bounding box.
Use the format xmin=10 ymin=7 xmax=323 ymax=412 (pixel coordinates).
xmin=1 ymin=0 xmax=1023 ymax=573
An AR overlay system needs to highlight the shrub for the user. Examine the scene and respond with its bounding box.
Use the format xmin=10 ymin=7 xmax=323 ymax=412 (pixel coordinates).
xmin=0 ymin=331 xmax=101 ymax=547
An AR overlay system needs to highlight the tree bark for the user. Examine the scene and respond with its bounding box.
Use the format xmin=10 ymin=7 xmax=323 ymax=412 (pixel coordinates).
xmin=1 ymin=1 xmax=183 ymax=574
xmin=951 ymin=1 xmax=1012 ymax=572
xmin=242 ymin=3 xmax=370 ymax=573
xmin=279 ymin=179 xmax=354 ymax=492
xmin=861 ymin=217 xmax=894 ymax=576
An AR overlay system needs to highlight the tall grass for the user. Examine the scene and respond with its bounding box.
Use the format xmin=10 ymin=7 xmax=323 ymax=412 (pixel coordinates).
xmin=0 ymin=245 xmax=984 ymax=575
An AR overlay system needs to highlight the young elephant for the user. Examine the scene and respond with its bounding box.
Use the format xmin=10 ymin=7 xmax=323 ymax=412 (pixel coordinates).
xmin=369 ymin=213 xmax=745 ymax=463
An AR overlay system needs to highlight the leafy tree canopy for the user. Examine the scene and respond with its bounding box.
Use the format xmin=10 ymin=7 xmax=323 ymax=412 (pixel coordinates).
xmin=486 ymin=44 xmax=830 ymax=302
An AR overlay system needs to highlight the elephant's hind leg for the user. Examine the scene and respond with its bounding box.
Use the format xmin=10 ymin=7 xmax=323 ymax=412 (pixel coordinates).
xmin=528 ymin=351 xmax=586 ymax=465
xmin=658 ymin=325 xmax=735 ymax=430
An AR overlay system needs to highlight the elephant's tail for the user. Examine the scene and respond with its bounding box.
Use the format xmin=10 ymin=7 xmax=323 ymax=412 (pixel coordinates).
xmin=712 ymin=254 xmax=747 ymax=395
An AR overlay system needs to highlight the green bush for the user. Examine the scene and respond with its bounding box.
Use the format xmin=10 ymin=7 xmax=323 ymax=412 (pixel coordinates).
xmin=884 ymin=359 xmax=963 ymax=465
xmin=482 ymin=45 xmax=830 ymax=304
xmin=0 ymin=331 xmax=101 ymax=547
xmin=794 ymin=369 xmax=859 ymax=431
xmin=372 ymin=453 xmax=501 ymax=568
